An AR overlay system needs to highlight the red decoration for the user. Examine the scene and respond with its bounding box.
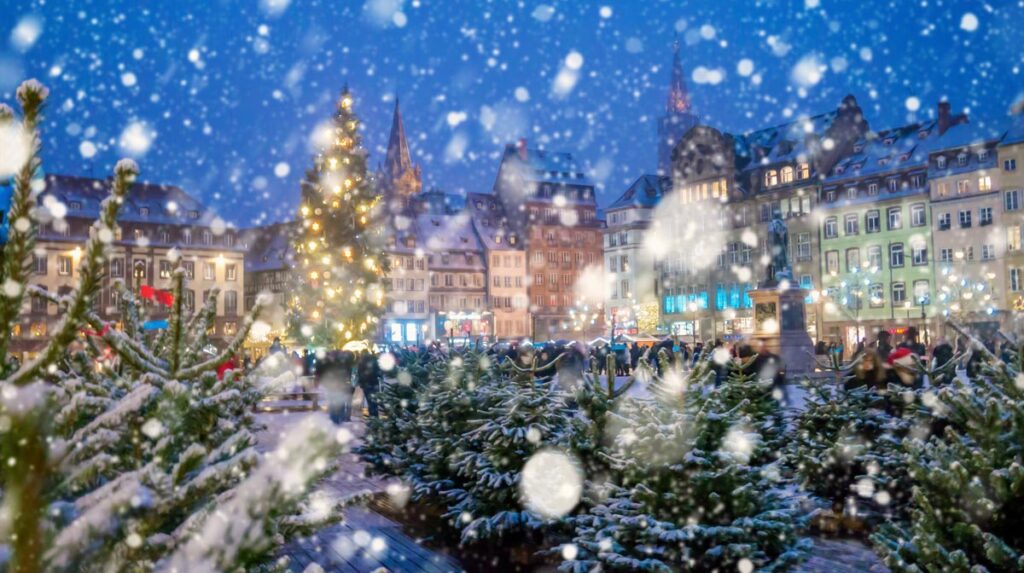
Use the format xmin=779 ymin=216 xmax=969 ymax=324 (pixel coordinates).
xmin=140 ymin=285 xmax=175 ymax=307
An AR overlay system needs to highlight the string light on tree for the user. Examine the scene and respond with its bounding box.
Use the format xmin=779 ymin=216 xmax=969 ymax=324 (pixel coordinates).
xmin=288 ymin=86 xmax=388 ymax=348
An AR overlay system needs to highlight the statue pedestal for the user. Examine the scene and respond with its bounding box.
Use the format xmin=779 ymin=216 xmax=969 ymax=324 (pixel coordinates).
xmin=748 ymin=285 xmax=815 ymax=376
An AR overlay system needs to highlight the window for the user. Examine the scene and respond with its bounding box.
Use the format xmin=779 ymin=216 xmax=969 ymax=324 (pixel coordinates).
xmin=887 ymin=207 xmax=902 ymax=230
xmin=159 ymin=229 xmax=171 ymax=243
xmin=847 ymin=187 xmax=858 ymax=200
xmin=935 ymin=182 xmax=949 ymax=197
xmin=938 ymin=212 xmax=951 ymax=230
xmin=1007 ymin=190 xmax=1021 ymax=211
xmin=937 ymin=156 xmax=947 ymax=169
xmin=31 ymin=286 xmax=47 ymax=313
xmin=940 ymin=248 xmax=953 ymax=263
xmin=765 ymin=170 xmax=778 ymax=187
xmin=226 ymin=264 xmax=237 ymax=281
xmin=1004 ymin=158 xmax=1017 ymax=172
xmin=825 ymin=250 xmax=839 ymax=274
xmin=891 ymin=282 xmax=907 ymax=304
xmin=57 ymin=255 xmax=72 ymax=276
xmin=182 ymin=260 xmax=195 ymax=279
xmin=844 ymin=214 xmax=859 ymax=235
xmin=1011 ymin=268 xmax=1022 ymax=292
xmin=140 ymin=206 xmax=150 ymax=216
xmin=865 ymin=210 xmax=880 ymax=233
xmin=913 ymin=280 xmax=931 ymax=305
xmin=110 ymin=257 xmax=124 ymax=278
xmin=911 ymin=174 xmax=925 ymax=188
xmin=867 ymin=245 xmax=882 ymax=269
xmin=887 ymin=179 xmax=899 ymax=192
xmin=183 ymin=228 xmax=193 ymax=245
xmin=824 ymin=217 xmax=838 ymax=239
xmin=1008 ymin=225 xmax=1022 ymax=252
xmin=204 ymin=262 xmax=215 ymax=281
xmin=780 ymin=166 xmax=794 ymax=183
xmin=159 ymin=260 xmax=172 ymax=279
xmin=33 ymin=255 xmax=47 ymax=275
xmin=133 ymin=259 xmax=146 ymax=279
xmin=978 ymin=150 xmax=989 ymax=162
xmin=796 ymin=233 xmax=811 ymax=261
xmin=869 ymin=283 xmax=885 ymax=307
xmin=959 ymin=209 xmax=972 ymax=228
xmin=224 ymin=291 xmax=238 ymax=315
xmin=188 ymin=210 xmax=200 ymax=220
xmin=846 ymin=248 xmax=860 ymax=272
xmin=910 ymin=203 xmax=926 ymax=227
xmin=957 ymin=179 xmax=970 ymax=195
xmin=890 ymin=243 xmax=905 ymax=268
xmin=958 ymin=153 xmax=968 ymax=167
xmin=981 ymin=244 xmax=995 ymax=260
xmin=868 ymin=183 xmax=879 ymax=195
xmin=224 ymin=234 xmax=234 ymax=247
xmin=911 ymin=243 xmax=928 ymax=266
xmin=978 ymin=176 xmax=992 ymax=192
xmin=798 ymin=163 xmax=810 ymax=179
xmin=826 ymin=190 xmax=836 ymax=202
xmin=980 ymin=207 xmax=993 ymax=226
xmin=965 ymin=246 xmax=975 ymax=261
xmin=202 ymin=230 xmax=212 ymax=245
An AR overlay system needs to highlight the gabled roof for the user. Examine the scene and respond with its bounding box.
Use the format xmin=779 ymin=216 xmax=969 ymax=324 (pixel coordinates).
xmin=734 ymin=110 xmax=837 ymax=169
xmin=241 ymin=222 xmax=295 ymax=273
xmin=606 ymin=174 xmax=669 ymax=211
xmin=497 ymin=143 xmax=595 ymax=188
xmin=42 ymin=174 xmax=213 ymax=226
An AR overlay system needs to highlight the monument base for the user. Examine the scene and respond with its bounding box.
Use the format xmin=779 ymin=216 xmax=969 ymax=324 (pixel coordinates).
xmin=748 ymin=286 xmax=816 ymax=376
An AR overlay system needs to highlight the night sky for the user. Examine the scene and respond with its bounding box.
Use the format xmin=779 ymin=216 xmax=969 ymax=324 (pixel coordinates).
xmin=2 ymin=0 xmax=1022 ymax=227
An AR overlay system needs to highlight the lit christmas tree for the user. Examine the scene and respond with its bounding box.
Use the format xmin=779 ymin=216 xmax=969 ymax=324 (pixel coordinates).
xmin=289 ymin=87 xmax=387 ymax=348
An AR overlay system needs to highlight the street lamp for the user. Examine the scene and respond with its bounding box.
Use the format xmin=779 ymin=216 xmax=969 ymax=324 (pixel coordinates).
xmin=687 ymin=300 xmax=699 ymax=345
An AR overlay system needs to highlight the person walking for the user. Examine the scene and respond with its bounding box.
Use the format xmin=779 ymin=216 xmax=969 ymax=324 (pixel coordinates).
xmin=356 ymin=350 xmax=382 ymax=419
xmin=319 ymin=350 xmax=355 ymax=424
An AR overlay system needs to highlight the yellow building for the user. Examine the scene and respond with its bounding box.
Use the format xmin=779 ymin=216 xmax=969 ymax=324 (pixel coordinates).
xmin=997 ymin=113 xmax=1024 ymax=335
xmin=16 ymin=174 xmax=246 ymax=359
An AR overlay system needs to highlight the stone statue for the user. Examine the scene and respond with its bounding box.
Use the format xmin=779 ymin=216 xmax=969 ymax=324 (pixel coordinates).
xmin=767 ymin=215 xmax=792 ymax=283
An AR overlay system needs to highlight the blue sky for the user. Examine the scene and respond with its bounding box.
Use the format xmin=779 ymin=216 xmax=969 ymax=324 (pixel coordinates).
xmin=2 ymin=0 xmax=1022 ymax=226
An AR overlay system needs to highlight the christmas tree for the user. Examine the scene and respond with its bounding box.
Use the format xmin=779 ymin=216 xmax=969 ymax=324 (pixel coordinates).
xmin=359 ymin=348 xmax=432 ymax=478
xmin=872 ymin=330 xmax=1024 ymax=572
xmin=0 ymin=80 xmax=362 ymax=573
xmin=288 ymin=87 xmax=387 ymax=348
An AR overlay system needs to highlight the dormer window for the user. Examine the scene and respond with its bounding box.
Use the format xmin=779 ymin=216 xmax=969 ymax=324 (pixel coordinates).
xmin=887 ymin=179 xmax=899 ymax=192
xmin=494 ymin=235 xmax=502 ymax=244
xmin=798 ymin=163 xmax=810 ymax=179
xmin=847 ymin=187 xmax=858 ymax=200
xmin=780 ymin=166 xmax=794 ymax=184
xmin=978 ymin=150 xmax=989 ymax=162
xmin=188 ymin=210 xmax=199 ymax=219
xmin=937 ymin=156 xmax=947 ymax=169
xmin=835 ymin=166 xmax=845 ymax=175
xmin=883 ymin=137 xmax=894 ymax=146
xmin=509 ymin=236 xmax=517 ymax=245
xmin=69 ymin=201 xmax=82 ymax=210
xmin=878 ymin=158 xmax=889 ymax=166
xmin=140 ymin=206 xmax=150 ymax=216
xmin=826 ymin=190 xmax=836 ymax=202
xmin=868 ymin=183 xmax=879 ymax=195
xmin=899 ymin=154 xmax=910 ymax=162
xmin=957 ymin=153 xmax=968 ymax=166
xmin=918 ymin=130 xmax=929 ymax=139
xmin=765 ymin=170 xmax=779 ymax=187
xmin=853 ymin=144 xmax=863 ymax=153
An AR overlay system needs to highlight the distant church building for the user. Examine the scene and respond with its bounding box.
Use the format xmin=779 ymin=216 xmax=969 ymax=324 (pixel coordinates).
xmin=657 ymin=41 xmax=700 ymax=177
xmin=377 ymin=98 xmax=422 ymax=214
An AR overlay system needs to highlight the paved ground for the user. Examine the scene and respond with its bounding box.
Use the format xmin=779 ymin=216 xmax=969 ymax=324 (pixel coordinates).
xmin=256 ymin=411 xmax=462 ymax=573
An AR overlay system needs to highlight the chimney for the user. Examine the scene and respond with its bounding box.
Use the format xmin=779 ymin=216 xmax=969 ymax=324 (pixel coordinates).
xmin=937 ymin=101 xmax=952 ymax=135
xmin=517 ymin=138 xmax=528 ymax=160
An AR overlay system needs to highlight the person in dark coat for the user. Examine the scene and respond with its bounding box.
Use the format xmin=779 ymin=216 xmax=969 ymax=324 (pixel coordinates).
xmin=319 ymin=351 xmax=355 ymax=424
xmin=356 ymin=351 xmax=383 ymax=418
xmin=898 ymin=326 xmax=927 ymax=357
xmin=931 ymin=337 xmax=954 ymax=370
xmin=874 ymin=330 xmax=893 ymax=362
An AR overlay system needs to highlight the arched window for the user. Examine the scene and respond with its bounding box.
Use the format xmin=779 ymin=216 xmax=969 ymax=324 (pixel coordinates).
xmin=765 ymin=170 xmax=779 ymax=187
xmin=780 ymin=166 xmax=794 ymax=183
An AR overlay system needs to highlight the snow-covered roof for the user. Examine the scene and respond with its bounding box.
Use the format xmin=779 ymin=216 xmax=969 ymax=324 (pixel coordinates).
xmin=734 ymin=110 xmax=837 ymax=168
xmin=498 ymin=143 xmax=594 ymax=187
xmin=43 ymin=174 xmax=215 ymax=227
xmin=241 ymin=222 xmax=294 ymax=273
xmin=466 ymin=191 xmax=522 ymax=251
xmin=417 ymin=212 xmax=485 ymax=269
xmin=1004 ymin=113 xmax=1024 ymax=146
xmin=826 ymin=121 xmax=933 ymax=182
xmin=606 ymin=174 xmax=669 ymax=211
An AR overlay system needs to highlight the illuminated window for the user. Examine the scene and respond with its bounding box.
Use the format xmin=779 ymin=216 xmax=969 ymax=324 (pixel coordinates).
xmin=781 ymin=166 xmax=794 ymax=183
xmin=765 ymin=170 xmax=778 ymax=187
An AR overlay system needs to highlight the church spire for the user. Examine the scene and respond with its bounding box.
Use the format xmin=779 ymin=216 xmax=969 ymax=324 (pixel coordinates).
xmin=666 ymin=39 xmax=691 ymax=114
xmin=385 ymin=98 xmax=414 ymax=175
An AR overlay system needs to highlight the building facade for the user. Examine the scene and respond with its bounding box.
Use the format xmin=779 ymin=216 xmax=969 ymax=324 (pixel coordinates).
xmin=467 ymin=192 xmax=529 ymax=341
xmin=16 ymin=174 xmax=245 ymax=357
xmin=493 ymin=142 xmax=604 ymax=340
xmin=996 ymin=112 xmax=1024 ymax=335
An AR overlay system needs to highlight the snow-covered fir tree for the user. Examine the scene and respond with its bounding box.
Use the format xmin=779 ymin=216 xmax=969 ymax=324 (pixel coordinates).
xmin=359 ymin=348 xmax=432 ymax=478
xmin=561 ymin=356 xmax=809 ymax=572
xmin=0 ymin=80 xmax=361 ymax=573
xmin=872 ymin=335 xmax=1024 ymax=572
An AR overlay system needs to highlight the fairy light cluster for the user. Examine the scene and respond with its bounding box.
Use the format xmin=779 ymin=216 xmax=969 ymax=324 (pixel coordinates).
xmin=289 ymin=88 xmax=387 ymax=346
